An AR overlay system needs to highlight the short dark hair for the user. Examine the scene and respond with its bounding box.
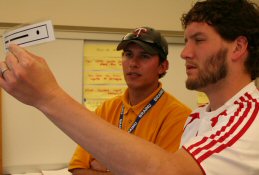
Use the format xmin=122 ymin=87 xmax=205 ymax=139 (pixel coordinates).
xmin=181 ymin=0 xmax=259 ymax=80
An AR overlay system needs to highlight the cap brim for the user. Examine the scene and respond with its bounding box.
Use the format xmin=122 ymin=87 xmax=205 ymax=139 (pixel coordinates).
xmin=117 ymin=40 xmax=158 ymax=55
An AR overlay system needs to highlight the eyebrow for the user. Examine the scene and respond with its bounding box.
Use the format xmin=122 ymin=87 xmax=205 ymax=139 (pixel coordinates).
xmin=184 ymin=32 xmax=206 ymax=43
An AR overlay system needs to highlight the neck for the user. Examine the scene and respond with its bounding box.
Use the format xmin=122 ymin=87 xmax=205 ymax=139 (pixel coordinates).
xmin=128 ymin=83 xmax=160 ymax=106
xmin=204 ymin=76 xmax=251 ymax=111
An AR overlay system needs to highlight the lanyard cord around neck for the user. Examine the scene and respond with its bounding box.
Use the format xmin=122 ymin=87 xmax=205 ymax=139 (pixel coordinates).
xmin=119 ymin=88 xmax=164 ymax=133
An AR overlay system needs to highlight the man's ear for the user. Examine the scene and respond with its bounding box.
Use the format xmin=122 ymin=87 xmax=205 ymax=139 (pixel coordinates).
xmin=232 ymin=36 xmax=248 ymax=61
xmin=159 ymin=59 xmax=169 ymax=74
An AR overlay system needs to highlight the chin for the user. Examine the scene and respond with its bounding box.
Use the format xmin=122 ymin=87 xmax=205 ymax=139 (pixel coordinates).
xmin=186 ymin=79 xmax=200 ymax=90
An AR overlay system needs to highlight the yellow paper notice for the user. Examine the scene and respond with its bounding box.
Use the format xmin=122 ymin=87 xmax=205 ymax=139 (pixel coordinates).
xmin=197 ymin=92 xmax=209 ymax=106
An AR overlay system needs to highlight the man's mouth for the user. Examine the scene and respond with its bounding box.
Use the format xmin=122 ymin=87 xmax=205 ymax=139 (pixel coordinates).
xmin=127 ymin=72 xmax=141 ymax=77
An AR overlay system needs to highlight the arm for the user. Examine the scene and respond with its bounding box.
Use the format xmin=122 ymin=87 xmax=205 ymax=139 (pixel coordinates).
xmin=0 ymin=44 xmax=202 ymax=175
xmin=69 ymin=104 xmax=113 ymax=173
xmin=72 ymin=169 xmax=112 ymax=175
xmin=70 ymin=147 xmax=111 ymax=174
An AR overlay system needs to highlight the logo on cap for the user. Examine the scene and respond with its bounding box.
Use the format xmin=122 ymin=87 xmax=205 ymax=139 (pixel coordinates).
xmin=133 ymin=27 xmax=148 ymax=37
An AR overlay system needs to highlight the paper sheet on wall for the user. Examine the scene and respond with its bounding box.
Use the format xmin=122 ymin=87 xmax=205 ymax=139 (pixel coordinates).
xmin=84 ymin=44 xmax=122 ymax=70
xmin=84 ymin=71 xmax=126 ymax=84
xmin=84 ymin=85 xmax=127 ymax=99
xmin=197 ymin=91 xmax=209 ymax=106
xmin=84 ymin=43 xmax=126 ymax=111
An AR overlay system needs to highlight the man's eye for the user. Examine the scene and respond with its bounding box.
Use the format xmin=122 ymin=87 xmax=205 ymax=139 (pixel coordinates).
xmin=123 ymin=52 xmax=132 ymax=58
xmin=141 ymin=54 xmax=151 ymax=59
xmin=195 ymin=38 xmax=205 ymax=43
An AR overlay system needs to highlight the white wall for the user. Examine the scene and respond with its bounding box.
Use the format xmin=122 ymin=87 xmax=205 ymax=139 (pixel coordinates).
xmin=161 ymin=44 xmax=197 ymax=109
xmin=0 ymin=0 xmax=194 ymax=31
xmin=0 ymin=37 xmax=84 ymax=174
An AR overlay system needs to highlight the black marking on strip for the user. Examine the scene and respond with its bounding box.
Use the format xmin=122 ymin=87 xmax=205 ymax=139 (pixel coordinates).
xmin=10 ymin=34 xmax=29 ymax=42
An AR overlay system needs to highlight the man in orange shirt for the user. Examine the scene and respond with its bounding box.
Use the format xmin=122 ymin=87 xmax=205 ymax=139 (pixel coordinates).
xmin=69 ymin=27 xmax=191 ymax=174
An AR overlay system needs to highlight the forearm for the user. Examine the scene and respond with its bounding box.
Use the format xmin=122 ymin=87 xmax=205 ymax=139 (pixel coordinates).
xmin=72 ymin=168 xmax=113 ymax=175
xmin=38 ymin=90 xmax=174 ymax=175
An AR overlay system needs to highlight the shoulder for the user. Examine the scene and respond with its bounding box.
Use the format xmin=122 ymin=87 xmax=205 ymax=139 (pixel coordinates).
xmin=162 ymin=91 xmax=192 ymax=113
xmin=95 ymin=95 xmax=123 ymax=113
xmin=153 ymin=91 xmax=192 ymax=123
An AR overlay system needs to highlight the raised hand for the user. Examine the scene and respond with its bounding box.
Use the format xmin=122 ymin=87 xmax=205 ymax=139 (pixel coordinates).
xmin=0 ymin=44 xmax=61 ymax=108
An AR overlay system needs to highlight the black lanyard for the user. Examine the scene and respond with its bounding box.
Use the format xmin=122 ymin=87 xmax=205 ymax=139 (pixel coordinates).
xmin=119 ymin=88 xmax=164 ymax=133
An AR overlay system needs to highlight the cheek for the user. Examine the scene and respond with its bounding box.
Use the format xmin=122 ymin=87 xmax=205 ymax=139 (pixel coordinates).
xmin=145 ymin=63 xmax=162 ymax=76
xmin=144 ymin=62 xmax=157 ymax=69
xmin=121 ymin=59 xmax=128 ymax=67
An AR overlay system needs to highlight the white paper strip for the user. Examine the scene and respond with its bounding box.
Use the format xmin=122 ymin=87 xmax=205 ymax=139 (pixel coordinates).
xmin=3 ymin=20 xmax=55 ymax=52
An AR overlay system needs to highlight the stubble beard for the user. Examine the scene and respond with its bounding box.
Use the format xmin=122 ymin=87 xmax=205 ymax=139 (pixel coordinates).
xmin=186 ymin=48 xmax=228 ymax=91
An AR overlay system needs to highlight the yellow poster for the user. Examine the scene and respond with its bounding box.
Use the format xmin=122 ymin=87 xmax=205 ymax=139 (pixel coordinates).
xmin=197 ymin=92 xmax=209 ymax=106
xmin=84 ymin=43 xmax=126 ymax=111
xmin=84 ymin=71 xmax=125 ymax=85
xmin=84 ymin=86 xmax=127 ymax=99
xmin=84 ymin=56 xmax=122 ymax=70
xmin=84 ymin=99 xmax=104 ymax=111
xmin=84 ymin=44 xmax=122 ymax=70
